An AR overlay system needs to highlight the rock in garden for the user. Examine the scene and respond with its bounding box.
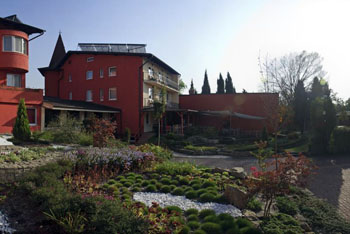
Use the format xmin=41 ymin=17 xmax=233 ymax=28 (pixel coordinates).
xmin=224 ymin=185 xmax=249 ymax=209
xmin=231 ymin=167 xmax=247 ymax=179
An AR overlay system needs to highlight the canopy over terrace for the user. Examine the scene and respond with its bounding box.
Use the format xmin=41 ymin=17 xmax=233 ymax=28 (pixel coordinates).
xmin=42 ymin=96 xmax=121 ymax=132
xmin=142 ymin=107 xmax=198 ymax=135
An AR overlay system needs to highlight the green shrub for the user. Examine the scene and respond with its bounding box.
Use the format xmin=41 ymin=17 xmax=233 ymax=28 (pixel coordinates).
xmin=170 ymin=185 xmax=176 ymax=191
xmin=171 ymin=179 xmax=179 ymax=185
xmin=160 ymin=185 xmax=171 ymax=193
xmin=160 ymin=178 xmax=172 ymax=185
xmin=226 ymin=226 xmax=241 ymax=234
xmin=204 ymin=215 xmax=220 ymax=223
xmin=107 ymin=179 xmax=117 ymax=185
xmin=218 ymin=213 xmax=234 ymax=221
xmin=165 ymin=205 xmax=182 ymax=213
xmin=131 ymin=187 xmax=141 ymax=192
xmin=179 ymin=177 xmax=190 ymax=185
xmin=193 ymin=230 xmax=206 ymax=234
xmin=154 ymin=161 xmax=198 ymax=176
xmin=185 ymin=190 xmax=198 ymax=199
xmin=145 ymin=184 xmax=157 ymax=192
xmin=187 ymin=214 xmax=199 ymax=222
xmin=199 ymin=192 xmax=216 ymax=203
xmin=261 ymin=213 xmax=303 ymax=234
xmin=215 ymin=195 xmax=228 ymax=204
xmin=116 ymin=175 xmax=125 ymax=180
xmin=12 ymin=99 xmax=31 ymax=141
xmin=141 ymin=181 xmax=149 ymax=187
xmin=196 ymin=189 xmax=207 ymax=196
xmin=220 ymin=219 xmax=237 ymax=232
xmin=287 ymin=131 xmax=299 ymax=140
xmin=329 ymin=126 xmax=350 ymax=154
xmin=155 ymin=183 xmax=162 ymax=189
xmin=199 ymin=209 xmax=216 ymax=219
xmin=78 ymin=132 xmax=93 ymax=146
xmin=46 ymin=116 xmax=84 ymax=144
xmin=178 ymin=225 xmax=190 ymax=234
xmin=246 ymin=197 xmax=263 ymax=212
xmin=236 ymin=217 xmax=254 ymax=229
xmin=240 ymin=226 xmax=262 ymax=234
xmin=187 ymin=221 xmax=200 ymax=230
xmin=185 ymin=208 xmax=199 ymax=216
xmin=124 ymin=182 xmax=133 ymax=187
xmin=201 ymin=222 xmax=222 ymax=234
xmin=137 ymin=144 xmax=172 ymax=161
xmin=171 ymin=188 xmax=185 ymax=196
xmin=192 ymin=184 xmax=201 ymax=190
xmin=124 ymin=127 xmax=131 ymax=143
xmin=276 ymin=196 xmax=298 ymax=216
xmin=201 ymin=180 xmax=216 ymax=188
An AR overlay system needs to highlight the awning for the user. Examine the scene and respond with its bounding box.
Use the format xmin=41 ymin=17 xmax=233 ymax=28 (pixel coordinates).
xmin=199 ymin=110 xmax=265 ymax=120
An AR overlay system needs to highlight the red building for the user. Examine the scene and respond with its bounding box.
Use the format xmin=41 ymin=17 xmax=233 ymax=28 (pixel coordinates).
xmin=0 ymin=15 xmax=44 ymax=133
xmin=39 ymin=37 xmax=181 ymax=138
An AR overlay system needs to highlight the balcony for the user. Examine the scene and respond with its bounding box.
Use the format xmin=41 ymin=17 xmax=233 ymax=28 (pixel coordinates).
xmin=144 ymin=74 xmax=179 ymax=92
xmin=143 ymin=98 xmax=179 ymax=109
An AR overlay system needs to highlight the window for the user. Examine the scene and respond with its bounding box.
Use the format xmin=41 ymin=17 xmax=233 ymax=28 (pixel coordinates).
xmin=100 ymin=88 xmax=104 ymax=101
xmin=158 ymin=72 xmax=163 ymax=82
xmin=68 ymin=74 xmax=72 ymax=82
xmin=87 ymin=57 xmax=94 ymax=62
xmin=6 ymin=74 xmax=21 ymax=87
xmin=27 ymin=108 xmax=37 ymax=126
xmin=148 ymin=67 xmax=154 ymax=77
xmin=86 ymin=90 xmax=93 ymax=101
xmin=108 ymin=67 xmax=116 ymax=77
xmin=69 ymin=92 xmax=72 ymax=100
xmin=148 ymin=87 xmax=153 ymax=99
xmin=2 ymin=35 xmax=27 ymax=54
xmin=99 ymin=68 xmax=104 ymax=78
xmin=86 ymin=71 xmax=93 ymax=80
xmin=109 ymin=88 xmax=117 ymax=100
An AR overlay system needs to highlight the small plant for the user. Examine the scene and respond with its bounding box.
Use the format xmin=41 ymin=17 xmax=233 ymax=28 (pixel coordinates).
xmin=165 ymin=205 xmax=182 ymax=214
xmin=201 ymin=222 xmax=222 ymax=234
xmin=124 ymin=127 xmax=131 ymax=143
xmin=160 ymin=185 xmax=171 ymax=193
xmin=160 ymin=178 xmax=172 ymax=185
xmin=185 ymin=190 xmax=198 ymax=199
xmin=178 ymin=225 xmax=191 ymax=234
xmin=185 ymin=208 xmax=199 ymax=216
xmin=90 ymin=118 xmax=117 ymax=147
xmin=201 ymin=180 xmax=216 ymax=188
xmin=261 ymin=213 xmax=303 ymax=234
xmin=145 ymin=184 xmax=157 ymax=192
xmin=171 ymin=188 xmax=185 ymax=196
xmin=187 ymin=214 xmax=199 ymax=222
xmin=187 ymin=221 xmax=200 ymax=230
xmin=44 ymin=209 xmax=87 ymax=234
xmin=204 ymin=215 xmax=220 ymax=223
xmin=199 ymin=192 xmax=216 ymax=203
xmin=246 ymin=197 xmax=263 ymax=212
xmin=199 ymin=209 xmax=216 ymax=219
xmin=12 ymin=98 xmax=31 ymax=141
xmin=276 ymin=196 xmax=298 ymax=215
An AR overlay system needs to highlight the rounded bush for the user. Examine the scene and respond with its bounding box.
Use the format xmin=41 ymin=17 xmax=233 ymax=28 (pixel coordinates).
xmin=155 ymin=183 xmax=162 ymax=189
xmin=160 ymin=185 xmax=171 ymax=193
xmin=204 ymin=215 xmax=220 ymax=223
xmin=114 ymin=182 xmax=123 ymax=187
xmin=113 ymin=190 xmax=120 ymax=197
xmin=171 ymin=179 xmax=179 ymax=185
xmin=108 ymin=185 xmax=119 ymax=192
xmin=135 ymin=174 xmax=143 ymax=180
xmin=120 ymin=187 xmax=130 ymax=193
xmin=202 ymin=173 xmax=211 ymax=178
xmin=145 ymin=184 xmax=157 ymax=192
xmin=187 ymin=214 xmax=199 ymax=222
xmin=276 ymin=196 xmax=298 ymax=216
xmin=171 ymin=188 xmax=184 ymax=196
xmin=190 ymin=179 xmax=201 ymax=185
xmin=196 ymin=189 xmax=207 ymax=196
xmin=179 ymin=177 xmax=190 ymax=185
xmin=116 ymin=175 xmax=125 ymax=180
xmin=185 ymin=208 xmax=199 ymax=216
xmin=225 ymin=226 xmax=241 ymax=234
xmin=141 ymin=181 xmax=150 ymax=187
xmin=199 ymin=209 xmax=216 ymax=219
xmin=185 ymin=190 xmax=198 ymax=199
xmin=220 ymin=220 xmax=237 ymax=232
xmin=240 ymin=226 xmax=262 ymax=234
xmin=178 ymin=225 xmax=190 ymax=234
xmin=107 ymin=179 xmax=117 ymax=185
xmin=165 ymin=205 xmax=182 ymax=213
xmin=102 ymin=183 xmax=110 ymax=190
xmin=135 ymin=178 xmax=143 ymax=183
xmin=192 ymin=184 xmax=201 ymax=190
xmin=122 ymin=193 xmax=131 ymax=200
xmin=201 ymin=180 xmax=216 ymax=188
xmin=170 ymin=185 xmax=176 ymax=191
xmin=124 ymin=182 xmax=132 ymax=187
xmin=201 ymin=222 xmax=222 ymax=234
xmin=193 ymin=230 xmax=206 ymax=234
xmin=131 ymin=187 xmax=141 ymax=192
xmin=150 ymin=173 xmax=159 ymax=179
xmin=187 ymin=221 xmax=200 ymax=230
xmin=149 ymin=179 xmax=157 ymax=184
xmin=160 ymin=178 xmax=172 ymax=185
xmin=218 ymin=213 xmax=234 ymax=221
xmin=199 ymin=192 xmax=216 ymax=203
xmin=236 ymin=217 xmax=254 ymax=228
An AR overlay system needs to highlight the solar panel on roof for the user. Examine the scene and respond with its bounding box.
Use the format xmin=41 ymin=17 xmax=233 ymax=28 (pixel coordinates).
xmin=78 ymin=43 xmax=146 ymax=53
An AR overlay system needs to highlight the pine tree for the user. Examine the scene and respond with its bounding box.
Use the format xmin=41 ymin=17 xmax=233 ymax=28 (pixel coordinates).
xmin=216 ymin=73 xmax=225 ymax=94
xmin=201 ymin=70 xmax=211 ymax=94
xmin=310 ymin=77 xmax=323 ymax=100
xmin=293 ymin=80 xmax=307 ymax=133
xmin=13 ymin=98 xmax=31 ymax=141
xmin=189 ymin=79 xmax=195 ymax=95
xmin=225 ymin=72 xmax=235 ymax=93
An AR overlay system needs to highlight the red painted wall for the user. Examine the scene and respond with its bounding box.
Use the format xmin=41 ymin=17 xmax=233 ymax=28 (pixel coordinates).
xmin=44 ymin=54 xmax=143 ymax=135
xmin=0 ymin=87 xmax=42 ymax=133
xmin=180 ymin=93 xmax=279 ymax=131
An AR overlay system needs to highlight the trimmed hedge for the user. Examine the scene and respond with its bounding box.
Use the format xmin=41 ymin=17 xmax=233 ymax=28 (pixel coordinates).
xmin=329 ymin=126 xmax=350 ymax=154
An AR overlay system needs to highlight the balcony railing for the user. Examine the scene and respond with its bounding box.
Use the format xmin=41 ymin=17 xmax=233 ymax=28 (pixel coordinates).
xmin=145 ymin=74 xmax=179 ymax=90
xmin=143 ymin=98 xmax=179 ymax=109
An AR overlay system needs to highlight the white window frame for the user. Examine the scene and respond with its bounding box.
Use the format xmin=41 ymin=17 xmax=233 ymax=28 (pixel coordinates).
xmin=2 ymin=35 xmax=27 ymax=54
xmin=148 ymin=87 xmax=153 ymax=100
xmin=108 ymin=66 xmax=116 ymax=77
xmin=68 ymin=74 xmax=72 ymax=82
xmin=99 ymin=68 xmax=104 ymax=78
xmin=6 ymin=73 xmax=21 ymax=87
xmin=87 ymin=57 xmax=94 ymax=62
xmin=109 ymin=87 xmax=117 ymax=100
xmin=27 ymin=108 xmax=37 ymax=126
xmin=69 ymin=91 xmax=72 ymax=100
xmin=86 ymin=70 xmax=93 ymax=80
xmin=158 ymin=72 xmax=163 ymax=82
xmin=100 ymin=88 xmax=104 ymax=101
xmin=148 ymin=67 xmax=154 ymax=78
xmin=86 ymin=90 xmax=93 ymax=102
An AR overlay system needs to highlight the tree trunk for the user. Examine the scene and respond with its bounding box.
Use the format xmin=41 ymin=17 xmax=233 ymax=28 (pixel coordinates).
xmin=158 ymin=119 xmax=161 ymax=146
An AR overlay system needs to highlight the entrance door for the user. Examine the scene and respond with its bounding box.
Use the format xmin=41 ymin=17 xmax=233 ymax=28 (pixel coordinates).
xmin=144 ymin=112 xmax=153 ymax=132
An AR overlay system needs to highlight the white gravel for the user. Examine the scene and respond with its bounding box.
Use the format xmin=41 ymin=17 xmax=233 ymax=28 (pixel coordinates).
xmin=133 ymin=192 xmax=242 ymax=217
xmin=0 ymin=135 xmax=13 ymax=146
xmin=0 ymin=210 xmax=15 ymax=234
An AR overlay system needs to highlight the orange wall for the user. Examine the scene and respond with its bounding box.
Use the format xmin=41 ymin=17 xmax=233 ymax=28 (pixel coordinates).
xmin=180 ymin=93 xmax=279 ymax=131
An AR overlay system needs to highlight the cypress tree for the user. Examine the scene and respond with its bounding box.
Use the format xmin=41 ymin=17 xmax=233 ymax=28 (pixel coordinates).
xmin=216 ymin=73 xmax=225 ymax=94
xmin=189 ymin=79 xmax=195 ymax=95
xmin=225 ymin=72 xmax=235 ymax=93
xmin=293 ymin=80 xmax=307 ymax=133
xmin=13 ymin=98 xmax=31 ymax=141
xmin=201 ymin=70 xmax=211 ymax=94
xmin=310 ymin=77 xmax=323 ymax=100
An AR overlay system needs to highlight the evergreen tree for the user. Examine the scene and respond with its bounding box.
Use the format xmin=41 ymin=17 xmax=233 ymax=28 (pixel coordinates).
xmin=189 ymin=79 xmax=195 ymax=95
xmin=310 ymin=77 xmax=323 ymax=100
xmin=201 ymin=70 xmax=211 ymax=94
xmin=293 ymin=80 xmax=307 ymax=133
xmin=216 ymin=73 xmax=225 ymax=94
xmin=153 ymin=87 xmax=166 ymax=146
xmin=13 ymin=98 xmax=31 ymax=141
xmin=225 ymin=72 xmax=235 ymax=93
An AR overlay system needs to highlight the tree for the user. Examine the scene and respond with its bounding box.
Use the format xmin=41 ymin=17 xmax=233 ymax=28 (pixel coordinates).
xmin=293 ymin=80 xmax=307 ymax=133
xmin=154 ymin=87 xmax=166 ymax=145
xmin=91 ymin=118 xmax=117 ymax=147
xmin=13 ymin=98 xmax=31 ymax=141
xmin=259 ymin=51 xmax=326 ymax=106
xmin=189 ymin=79 xmax=195 ymax=95
xmin=225 ymin=72 xmax=235 ymax=93
xmin=179 ymin=78 xmax=187 ymax=94
xmin=216 ymin=73 xmax=225 ymax=94
xmin=310 ymin=77 xmax=324 ymax=100
xmin=201 ymin=70 xmax=211 ymax=94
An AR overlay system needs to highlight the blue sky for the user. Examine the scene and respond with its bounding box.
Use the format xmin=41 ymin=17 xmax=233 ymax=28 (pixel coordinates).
xmin=2 ymin=0 xmax=350 ymax=99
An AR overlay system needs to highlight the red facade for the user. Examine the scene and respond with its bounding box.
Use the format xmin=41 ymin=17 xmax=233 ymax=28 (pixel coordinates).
xmin=0 ymin=15 xmax=44 ymax=134
xmin=180 ymin=93 xmax=279 ymax=131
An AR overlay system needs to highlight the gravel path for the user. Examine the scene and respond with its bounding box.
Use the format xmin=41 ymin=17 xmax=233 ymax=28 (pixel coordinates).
xmin=0 ymin=210 xmax=15 ymax=234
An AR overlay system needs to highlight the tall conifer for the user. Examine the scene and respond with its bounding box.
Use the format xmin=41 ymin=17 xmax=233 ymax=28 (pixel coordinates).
xmin=201 ymin=70 xmax=211 ymax=94
xmin=216 ymin=73 xmax=225 ymax=94
xmin=225 ymin=72 xmax=235 ymax=93
xmin=13 ymin=99 xmax=31 ymax=141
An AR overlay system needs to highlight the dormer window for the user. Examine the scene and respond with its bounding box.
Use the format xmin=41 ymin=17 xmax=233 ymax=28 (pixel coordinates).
xmin=2 ymin=35 xmax=27 ymax=54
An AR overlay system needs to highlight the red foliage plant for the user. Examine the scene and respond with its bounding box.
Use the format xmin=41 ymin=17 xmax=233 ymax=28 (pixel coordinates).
xmin=246 ymin=153 xmax=317 ymax=217
xmin=90 ymin=118 xmax=117 ymax=147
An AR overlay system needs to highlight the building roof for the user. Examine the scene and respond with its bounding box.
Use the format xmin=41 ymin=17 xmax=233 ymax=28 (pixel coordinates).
xmin=43 ymin=96 xmax=120 ymax=113
xmin=49 ymin=34 xmax=66 ymax=68
xmin=38 ymin=50 xmax=180 ymax=76
xmin=78 ymin=43 xmax=147 ymax=53
xmin=0 ymin=14 xmax=44 ymax=35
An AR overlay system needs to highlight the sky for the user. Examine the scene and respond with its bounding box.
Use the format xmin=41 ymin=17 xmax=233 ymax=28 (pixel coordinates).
xmin=2 ymin=0 xmax=350 ymax=100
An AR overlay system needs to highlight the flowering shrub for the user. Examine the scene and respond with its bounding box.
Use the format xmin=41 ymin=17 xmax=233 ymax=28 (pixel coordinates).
xmin=136 ymin=144 xmax=173 ymax=161
xmin=246 ymin=153 xmax=317 ymax=217
xmin=90 ymin=118 xmax=117 ymax=147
